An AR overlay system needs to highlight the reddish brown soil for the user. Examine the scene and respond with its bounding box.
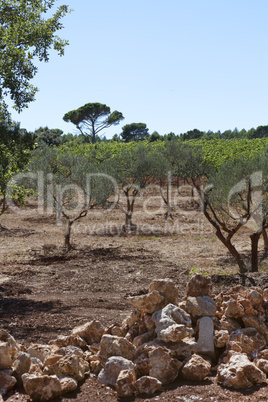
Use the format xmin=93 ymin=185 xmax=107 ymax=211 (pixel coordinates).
xmin=0 ymin=193 xmax=267 ymax=401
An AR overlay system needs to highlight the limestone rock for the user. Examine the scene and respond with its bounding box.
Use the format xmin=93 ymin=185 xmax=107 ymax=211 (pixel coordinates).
xmin=223 ymin=285 xmax=248 ymax=298
xmin=98 ymin=334 xmax=136 ymax=362
xmin=133 ymin=331 xmax=156 ymax=347
xmin=55 ymin=345 xmax=84 ymax=359
xmin=194 ymin=316 xmax=215 ymax=359
xmin=217 ymin=353 xmax=266 ymax=388
xmin=88 ymin=355 xmax=103 ymax=375
xmin=110 ymin=325 xmax=126 ymax=337
xmin=158 ymin=323 xmax=192 ymax=343
xmin=125 ymin=324 xmax=139 ymax=342
xmin=238 ymin=296 xmax=258 ymax=316
xmin=185 ymin=296 xmax=216 ymax=319
xmin=214 ymin=330 xmax=229 ymax=348
xmin=44 ymin=354 xmax=89 ymax=382
xmin=50 ymin=334 xmax=86 ymax=349
xmin=143 ymin=315 xmax=156 ymax=332
xmin=248 ymin=288 xmax=263 ymax=307
xmin=178 ymin=299 xmax=187 ymax=311
xmin=215 ymin=316 xmax=241 ymax=333
xmin=60 ymin=376 xmax=78 ymax=393
xmin=83 ymin=350 xmax=93 ymax=361
xmin=242 ymin=314 xmax=268 ymax=343
xmin=134 ymin=352 xmax=150 ymax=377
xmin=0 ymin=330 xmax=20 ymax=361
xmin=134 ymin=375 xmax=162 ymax=395
xmin=149 ymin=347 xmax=180 ymax=385
xmin=186 ymin=274 xmax=212 ymax=297
xmin=182 ymin=354 xmax=211 ymax=381
xmin=0 ymin=371 xmax=17 ymax=396
xmin=98 ymin=356 xmax=135 ymax=386
xmin=153 ymin=303 xmax=192 ymax=327
xmin=12 ymin=352 xmax=31 ymax=383
xmin=115 ymin=369 xmax=136 ymax=398
xmin=135 ymin=341 xmax=159 ymax=357
xmin=148 ymin=278 xmax=178 ymax=304
xmin=71 ymin=320 xmax=105 ymax=344
xmin=43 ymin=353 xmax=63 ymax=367
xmin=0 ymin=342 xmax=12 ymax=369
xmin=168 ymin=337 xmax=197 ymax=361
xmin=130 ymin=290 xmax=165 ymax=314
xmin=122 ymin=309 xmax=141 ymax=329
xmin=227 ymin=327 xmax=266 ymax=359
xmin=224 ymin=299 xmax=245 ymax=318
xmin=29 ymin=361 xmax=44 ymax=376
xmin=215 ymin=287 xmax=246 ymax=319
xmin=153 ymin=303 xmax=193 ymax=343
xmin=27 ymin=344 xmax=55 ymax=363
xmin=22 ymin=373 xmax=61 ymax=401
xmin=254 ymin=349 xmax=268 ymax=376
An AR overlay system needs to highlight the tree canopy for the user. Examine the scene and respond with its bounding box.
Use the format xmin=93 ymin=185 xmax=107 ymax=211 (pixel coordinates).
xmin=181 ymin=129 xmax=204 ymax=141
xmin=0 ymin=0 xmax=70 ymax=120
xmin=0 ymin=120 xmax=35 ymax=216
xmin=32 ymin=126 xmax=64 ymax=147
xmin=29 ymin=147 xmax=117 ymax=249
xmin=120 ymin=123 xmax=149 ymax=142
xmin=174 ymin=144 xmax=268 ymax=273
xmin=63 ymin=102 xmax=124 ymax=144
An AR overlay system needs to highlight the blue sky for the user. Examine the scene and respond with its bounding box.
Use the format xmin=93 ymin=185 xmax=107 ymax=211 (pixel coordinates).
xmin=9 ymin=0 xmax=268 ymax=138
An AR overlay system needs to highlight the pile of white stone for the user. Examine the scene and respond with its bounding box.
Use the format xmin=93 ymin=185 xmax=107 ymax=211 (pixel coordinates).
xmin=0 ymin=274 xmax=267 ymax=401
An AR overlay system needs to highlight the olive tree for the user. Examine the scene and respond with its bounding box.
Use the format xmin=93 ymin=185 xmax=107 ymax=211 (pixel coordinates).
xmin=109 ymin=143 xmax=163 ymax=231
xmin=29 ymin=148 xmax=117 ymax=250
xmin=204 ymin=154 xmax=268 ymax=273
xmin=173 ymin=142 xmax=268 ymax=273
xmin=165 ymin=140 xmax=213 ymax=189
xmin=165 ymin=140 xmax=213 ymax=209
xmin=148 ymin=146 xmax=174 ymax=220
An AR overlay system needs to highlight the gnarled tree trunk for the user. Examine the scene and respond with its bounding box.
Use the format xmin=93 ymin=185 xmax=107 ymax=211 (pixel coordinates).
xmin=263 ymin=228 xmax=268 ymax=251
xmin=64 ymin=218 xmax=74 ymax=251
xmin=250 ymin=231 xmax=261 ymax=272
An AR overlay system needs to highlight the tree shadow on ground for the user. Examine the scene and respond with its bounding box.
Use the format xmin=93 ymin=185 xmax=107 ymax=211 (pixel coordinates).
xmin=211 ymin=272 xmax=268 ymax=290
xmin=28 ymin=244 xmax=157 ymax=265
xmin=0 ymin=226 xmax=36 ymax=237
xmin=91 ymin=224 xmax=179 ymax=238
xmin=0 ymin=285 xmax=72 ymax=341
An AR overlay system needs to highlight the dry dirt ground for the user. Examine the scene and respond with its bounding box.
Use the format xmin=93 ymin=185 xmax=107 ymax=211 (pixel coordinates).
xmin=0 ymin=189 xmax=267 ymax=401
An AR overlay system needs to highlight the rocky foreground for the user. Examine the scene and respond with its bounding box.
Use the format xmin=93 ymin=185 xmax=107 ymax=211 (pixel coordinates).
xmin=0 ymin=274 xmax=267 ymax=400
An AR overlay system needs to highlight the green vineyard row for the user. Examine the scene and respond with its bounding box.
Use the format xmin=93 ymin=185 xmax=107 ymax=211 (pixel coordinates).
xmin=58 ymin=137 xmax=268 ymax=169
xmin=189 ymin=138 xmax=268 ymax=168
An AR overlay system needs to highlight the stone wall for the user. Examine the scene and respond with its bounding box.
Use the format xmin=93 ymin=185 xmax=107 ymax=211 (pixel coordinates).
xmin=0 ymin=274 xmax=267 ymax=400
